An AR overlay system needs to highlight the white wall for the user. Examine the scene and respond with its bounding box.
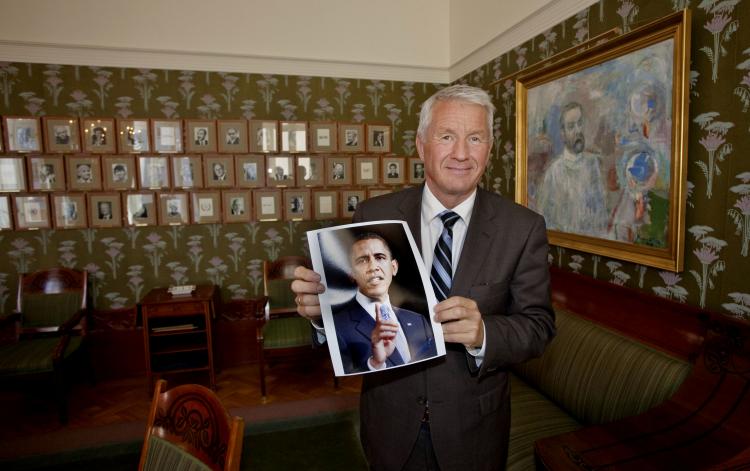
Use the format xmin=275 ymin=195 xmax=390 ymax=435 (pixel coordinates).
xmin=0 ymin=0 xmax=594 ymax=82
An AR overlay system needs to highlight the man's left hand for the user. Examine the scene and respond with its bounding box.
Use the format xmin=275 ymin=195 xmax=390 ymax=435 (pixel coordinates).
xmin=433 ymin=296 xmax=484 ymax=348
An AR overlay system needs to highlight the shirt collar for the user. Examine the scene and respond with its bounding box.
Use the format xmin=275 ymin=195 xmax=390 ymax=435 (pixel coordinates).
xmin=355 ymin=291 xmax=392 ymax=320
xmin=422 ymin=184 xmax=476 ymax=224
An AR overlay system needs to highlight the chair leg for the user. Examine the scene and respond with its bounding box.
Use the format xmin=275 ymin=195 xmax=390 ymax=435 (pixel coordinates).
xmin=258 ymin=346 xmax=267 ymax=398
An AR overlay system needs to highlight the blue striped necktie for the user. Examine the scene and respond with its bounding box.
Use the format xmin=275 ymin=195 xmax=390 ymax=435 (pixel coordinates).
xmin=431 ymin=210 xmax=460 ymax=302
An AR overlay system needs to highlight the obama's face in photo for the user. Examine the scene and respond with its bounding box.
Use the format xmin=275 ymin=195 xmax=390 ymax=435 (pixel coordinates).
xmin=348 ymin=236 xmax=398 ymax=303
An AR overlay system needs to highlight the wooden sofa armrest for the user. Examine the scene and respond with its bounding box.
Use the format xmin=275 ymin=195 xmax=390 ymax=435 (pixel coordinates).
xmin=0 ymin=312 xmax=21 ymax=328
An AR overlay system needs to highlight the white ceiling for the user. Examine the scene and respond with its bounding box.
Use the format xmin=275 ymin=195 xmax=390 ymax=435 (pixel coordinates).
xmin=0 ymin=0 xmax=596 ymax=83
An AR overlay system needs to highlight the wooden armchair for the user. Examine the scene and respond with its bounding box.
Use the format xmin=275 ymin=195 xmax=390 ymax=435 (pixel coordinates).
xmin=256 ymin=256 xmax=335 ymax=397
xmin=139 ymin=379 xmax=244 ymax=471
xmin=0 ymin=267 xmax=88 ymax=423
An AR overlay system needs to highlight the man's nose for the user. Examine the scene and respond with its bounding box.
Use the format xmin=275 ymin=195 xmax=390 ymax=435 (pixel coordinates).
xmin=453 ymin=137 xmax=470 ymax=160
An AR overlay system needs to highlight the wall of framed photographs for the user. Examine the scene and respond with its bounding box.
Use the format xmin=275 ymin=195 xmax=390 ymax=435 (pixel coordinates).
xmin=0 ymin=64 xmax=451 ymax=312
xmin=1 ymin=117 xmax=425 ymax=231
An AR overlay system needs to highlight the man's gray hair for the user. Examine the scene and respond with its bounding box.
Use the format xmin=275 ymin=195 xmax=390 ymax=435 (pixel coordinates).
xmin=417 ymin=84 xmax=496 ymax=140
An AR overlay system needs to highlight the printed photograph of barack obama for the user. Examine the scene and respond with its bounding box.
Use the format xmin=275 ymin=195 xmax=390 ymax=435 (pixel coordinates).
xmin=311 ymin=221 xmax=444 ymax=375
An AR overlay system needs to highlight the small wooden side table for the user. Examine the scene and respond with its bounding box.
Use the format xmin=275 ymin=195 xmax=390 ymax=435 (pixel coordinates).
xmin=140 ymin=285 xmax=218 ymax=391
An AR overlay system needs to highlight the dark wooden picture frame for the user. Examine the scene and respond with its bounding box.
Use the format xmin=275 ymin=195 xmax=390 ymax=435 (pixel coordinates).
xmin=266 ymin=155 xmax=295 ymax=187
xmin=157 ymin=192 xmax=190 ymax=225
xmin=326 ymin=155 xmax=352 ymax=186
xmin=296 ymin=155 xmax=324 ymax=186
xmin=222 ymin=190 xmax=252 ymax=223
xmin=81 ymin=117 xmax=116 ymax=154
xmin=185 ymin=119 xmax=217 ymax=153
xmin=13 ymin=193 xmax=51 ymax=230
xmin=313 ymin=190 xmax=338 ymax=220
xmin=117 ymin=119 xmax=150 ymax=153
xmin=283 ymin=188 xmax=311 ymax=221
xmin=309 ymin=121 xmax=338 ymax=153
xmin=218 ymin=120 xmax=249 ymax=154
xmin=3 ymin=116 xmax=42 ymax=153
xmin=355 ymin=156 xmax=380 ymax=185
xmin=43 ymin=116 xmax=81 ymax=153
xmin=191 ymin=190 xmax=221 ymax=224
xmin=52 ymin=193 xmax=87 ymax=229
xmin=235 ymin=155 xmax=265 ymax=189
xmin=27 ymin=155 xmax=65 ymax=192
xmin=137 ymin=155 xmax=170 ymax=190
xmin=0 ymin=194 xmax=12 ymax=230
xmin=249 ymin=120 xmax=278 ymax=153
xmin=341 ymin=189 xmax=366 ymax=219
xmin=366 ymin=124 xmax=392 ymax=153
xmin=408 ymin=157 xmax=425 ymax=184
xmin=338 ymin=123 xmax=364 ymax=153
xmin=87 ymin=192 xmax=122 ymax=228
xmin=102 ymin=155 xmax=136 ymax=191
xmin=203 ymin=154 xmax=235 ymax=188
xmin=171 ymin=155 xmax=203 ymax=189
xmin=280 ymin=121 xmax=308 ymax=153
xmin=253 ymin=189 xmax=282 ymax=221
xmin=66 ymin=155 xmax=103 ymax=191
xmin=383 ymin=156 xmax=406 ymax=185
xmin=0 ymin=156 xmax=27 ymax=191
xmin=152 ymin=119 xmax=184 ymax=154
xmin=123 ymin=191 xmax=156 ymax=226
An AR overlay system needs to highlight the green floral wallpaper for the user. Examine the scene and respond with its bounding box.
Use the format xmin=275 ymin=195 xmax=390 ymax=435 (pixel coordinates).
xmin=456 ymin=0 xmax=749 ymax=321
xmin=1 ymin=0 xmax=749 ymax=324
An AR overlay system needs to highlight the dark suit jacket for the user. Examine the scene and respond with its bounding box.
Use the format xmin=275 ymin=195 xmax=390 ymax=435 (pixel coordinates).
xmin=333 ymin=297 xmax=437 ymax=374
xmin=353 ymin=185 xmax=555 ymax=471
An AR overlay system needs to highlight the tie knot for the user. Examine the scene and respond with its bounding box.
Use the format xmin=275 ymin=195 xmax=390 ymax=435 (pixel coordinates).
xmin=439 ymin=210 xmax=460 ymax=229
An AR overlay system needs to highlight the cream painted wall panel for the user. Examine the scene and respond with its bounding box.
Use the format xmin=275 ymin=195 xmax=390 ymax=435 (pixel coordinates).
xmin=0 ymin=0 xmax=449 ymax=68
xmin=449 ymin=0 xmax=552 ymax=64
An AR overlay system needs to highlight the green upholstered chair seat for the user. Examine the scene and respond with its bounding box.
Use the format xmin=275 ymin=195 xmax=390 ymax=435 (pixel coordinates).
xmin=21 ymin=292 xmax=83 ymax=328
xmin=508 ymin=374 xmax=581 ymax=471
xmin=262 ymin=316 xmax=312 ymax=349
xmin=512 ymin=308 xmax=691 ymax=425
xmin=0 ymin=337 xmax=82 ymax=376
xmin=142 ymin=435 xmax=212 ymax=471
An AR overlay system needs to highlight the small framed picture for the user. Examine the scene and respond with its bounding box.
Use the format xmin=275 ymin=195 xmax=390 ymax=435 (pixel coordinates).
xmin=266 ymin=155 xmax=295 ymax=187
xmin=3 ymin=116 xmax=42 ymax=153
xmin=81 ymin=118 xmax=116 ymax=154
xmin=249 ymin=120 xmax=279 ymax=153
xmin=42 ymin=117 xmax=81 ymax=153
xmin=235 ymin=155 xmax=265 ymax=188
xmin=368 ymin=188 xmax=393 ymax=198
xmin=203 ymin=154 xmax=235 ymax=188
xmin=117 ymin=119 xmax=151 ymax=153
xmin=383 ymin=156 xmax=406 ymax=185
xmin=326 ymin=155 xmax=352 ymax=186
xmin=102 ymin=155 xmax=136 ymax=191
xmin=137 ymin=155 xmax=170 ymax=190
xmin=123 ymin=192 xmax=156 ymax=226
xmin=171 ymin=155 xmax=203 ymax=189
xmin=28 ymin=155 xmax=65 ymax=192
xmin=283 ymin=189 xmax=311 ymax=221
xmin=254 ymin=189 xmax=282 ymax=221
xmin=296 ymin=155 xmax=324 ymax=187
xmin=185 ymin=119 xmax=217 ymax=153
xmin=87 ymin=192 xmax=122 ymax=228
xmin=218 ymin=120 xmax=248 ymax=154
xmin=309 ymin=122 xmax=337 ymax=153
xmin=366 ymin=124 xmax=392 ymax=153
xmin=355 ymin=156 xmax=380 ymax=185
xmin=157 ymin=192 xmax=190 ymax=225
xmin=338 ymin=123 xmax=364 ymax=153
xmin=313 ymin=190 xmax=338 ymax=220
xmin=408 ymin=157 xmax=426 ymax=184
xmin=0 ymin=156 xmax=27 ymax=191
xmin=52 ymin=193 xmax=87 ymax=229
xmin=280 ymin=121 xmax=308 ymax=153
xmin=341 ymin=190 xmax=366 ymax=219
xmin=13 ymin=194 xmax=51 ymax=230
xmin=152 ymin=119 xmax=184 ymax=153
xmin=66 ymin=155 xmax=102 ymax=191
xmin=191 ymin=190 xmax=221 ymax=224
xmin=0 ymin=195 xmax=13 ymax=230
xmin=222 ymin=190 xmax=252 ymax=223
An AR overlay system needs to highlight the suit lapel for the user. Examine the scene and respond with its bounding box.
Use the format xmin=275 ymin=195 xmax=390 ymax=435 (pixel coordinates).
xmin=349 ymin=301 xmax=405 ymax=366
xmin=452 ymin=189 xmax=496 ymax=296
xmin=397 ymin=186 xmax=424 ymax=253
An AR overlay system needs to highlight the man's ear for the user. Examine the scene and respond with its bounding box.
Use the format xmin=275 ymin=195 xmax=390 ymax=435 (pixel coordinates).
xmin=391 ymin=259 xmax=398 ymax=276
xmin=416 ymin=135 xmax=425 ymax=162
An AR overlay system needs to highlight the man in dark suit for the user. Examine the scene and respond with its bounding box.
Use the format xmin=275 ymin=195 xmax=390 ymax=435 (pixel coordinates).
xmin=333 ymin=233 xmax=436 ymax=374
xmin=292 ymin=84 xmax=555 ymax=470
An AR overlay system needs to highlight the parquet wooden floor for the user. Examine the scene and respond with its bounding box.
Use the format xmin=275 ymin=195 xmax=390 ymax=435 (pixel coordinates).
xmin=0 ymin=359 xmax=361 ymax=458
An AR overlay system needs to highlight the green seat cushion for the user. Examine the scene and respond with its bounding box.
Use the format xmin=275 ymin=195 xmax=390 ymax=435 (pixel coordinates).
xmin=0 ymin=336 xmax=82 ymax=375
xmin=263 ymin=316 xmax=313 ymax=349
xmin=508 ymin=374 xmax=581 ymax=471
xmin=513 ymin=308 xmax=691 ymax=425
xmin=22 ymin=292 xmax=82 ymax=328
xmin=142 ymin=436 xmax=212 ymax=471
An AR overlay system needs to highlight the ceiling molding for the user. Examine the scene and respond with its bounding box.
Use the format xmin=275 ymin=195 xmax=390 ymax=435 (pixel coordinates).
xmin=449 ymin=0 xmax=598 ymax=81
xmin=0 ymin=40 xmax=450 ymax=84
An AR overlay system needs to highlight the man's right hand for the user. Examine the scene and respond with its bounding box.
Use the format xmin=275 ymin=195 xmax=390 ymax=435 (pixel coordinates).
xmin=369 ymin=304 xmax=398 ymax=369
xmin=290 ymin=266 xmax=326 ymax=321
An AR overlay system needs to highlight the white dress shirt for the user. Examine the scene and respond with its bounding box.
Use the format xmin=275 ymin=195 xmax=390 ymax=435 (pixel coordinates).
xmin=420 ymin=185 xmax=486 ymax=364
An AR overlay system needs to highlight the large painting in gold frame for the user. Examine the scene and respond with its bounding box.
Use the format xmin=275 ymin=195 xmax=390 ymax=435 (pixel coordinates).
xmin=515 ymin=10 xmax=690 ymax=271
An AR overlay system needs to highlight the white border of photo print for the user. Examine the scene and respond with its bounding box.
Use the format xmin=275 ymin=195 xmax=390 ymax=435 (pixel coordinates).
xmin=307 ymin=220 xmax=445 ymax=377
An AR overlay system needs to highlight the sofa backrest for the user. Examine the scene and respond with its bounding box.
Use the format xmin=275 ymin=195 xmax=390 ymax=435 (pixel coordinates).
xmin=513 ymin=308 xmax=691 ymax=425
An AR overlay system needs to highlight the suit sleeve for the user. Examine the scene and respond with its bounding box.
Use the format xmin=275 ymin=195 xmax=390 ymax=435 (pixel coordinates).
xmin=477 ymin=214 xmax=555 ymax=377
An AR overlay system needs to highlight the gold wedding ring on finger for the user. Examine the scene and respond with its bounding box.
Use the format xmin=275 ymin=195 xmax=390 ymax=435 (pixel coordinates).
xmin=295 ymin=295 xmax=302 ymax=305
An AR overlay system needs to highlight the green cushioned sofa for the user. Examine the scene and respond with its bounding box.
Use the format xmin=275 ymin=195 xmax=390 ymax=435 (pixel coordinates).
xmin=506 ymin=308 xmax=692 ymax=471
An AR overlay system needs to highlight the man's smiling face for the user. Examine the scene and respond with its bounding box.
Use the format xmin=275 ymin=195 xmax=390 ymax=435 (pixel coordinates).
xmin=349 ymin=237 xmax=398 ymax=303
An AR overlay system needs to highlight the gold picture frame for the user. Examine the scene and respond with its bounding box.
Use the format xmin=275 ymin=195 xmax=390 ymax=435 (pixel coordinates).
xmin=408 ymin=157 xmax=425 ymax=184
xmin=3 ymin=116 xmax=41 ymax=153
xmin=137 ymin=155 xmax=170 ymax=190
xmin=66 ymin=155 xmax=103 ymax=191
xmin=309 ymin=122 xmax=338 ymax=153
xmin=185 ymin=119 xmax=216 ymax=153
xmin=313 ymin=190 xmax=338 ymax=220
xmin=366 ymin=124 xmax=391 ymax=153
xmin=88 ymin=192 xmax=122 ymax=228
xmin=326 ymin=155 xmax=352 ymax=186
xmin=235 ymin=155 xmax=265 ymax=189
xmin=27 ymin=155 xmax=65 ymax=192
xmin=203 ymin=154 xmax=235 ymax=188
xmin=157 ymin=192 xmax=190 ymax=225
xmin=117 ymin=119 xmax=150 ymax=153
xmin=515 ymin=10 xmax=691 ymax=271
xmin=191 ymin=190 xmax=221 ymax=224
xmin=218 ymin=120 xmax=249 ymax=154
xmin=123 ymin=191 xmax=156 ymax=226
xmin=249 ymin=120 xmax=278 ymax=153
xmin=82 ymin=118 xmax=116 ymax=154
xmin=338 ymin=123 xmax=364 ymax=153
xmin=341 ymin=189 xmax=365 ymax=219
xmin=283 ymin=188 xmax=310 ymax=221
xmin=253 ymin=189 xmax=281 ymax=221
xmin=382 ymin=156 xmax=405 ymax=185
xmin=102 ymin=155 xmax=137 ymax=191
xmin=42 ymin=117 xmax=81 ymax=153
xmin=171 ymin=155 xmax=203 ymax=189
xmin=355 ymin=156 xmax=379 ymax=185
xmin=296 ymin=155 xmax=324 ymax=187
xmin=222 ymin=190 xmax=252 ymax=223
xmin=280 ymin=121 xmax=308 ymax=153
xmin=152 ymin=119 xmax=184 ymax=153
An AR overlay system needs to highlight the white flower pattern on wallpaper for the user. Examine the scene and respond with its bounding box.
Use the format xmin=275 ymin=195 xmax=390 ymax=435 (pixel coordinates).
xmin=728 ymin=172 xmax=750 ymax=257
